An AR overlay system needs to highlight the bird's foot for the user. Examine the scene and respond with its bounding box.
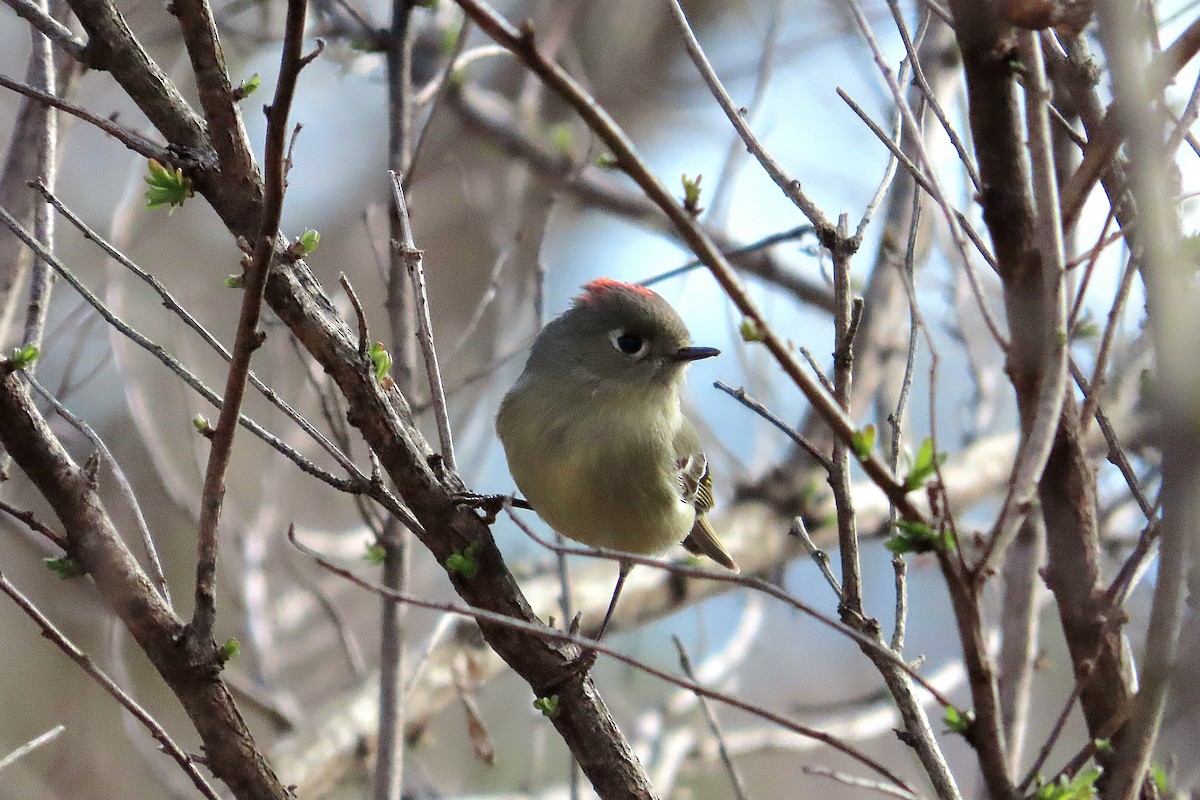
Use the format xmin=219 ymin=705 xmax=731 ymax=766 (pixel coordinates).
xmin=451 ymin=492 xmax=531 ymax=524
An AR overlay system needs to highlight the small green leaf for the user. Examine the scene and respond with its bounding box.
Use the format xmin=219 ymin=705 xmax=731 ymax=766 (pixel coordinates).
xmin=850 ymin=425 xmax=876 ymax=461
xmin=192 ymin=415 xmax=212 ymax=434
xmin=446 ymin=541 xmax=484 ymax=579
xmin=886 ymin=519 xmax=954 ymax=554
xmin=8 ymin=343 xmax=39 ymax=370
xmin=739 ymin=318 xmax=765 ymax=343
xmin=533 ymin=694 xmax=560 ymax=717
xmin=234 ymin=73 xmax=261 ymax=100
xmin=368 ymin=342 xmax=392 ymax=383
xmin=350 ymin=33 xmax=388 ymax=53
xmin=44 ymin=556 xmax=84 ymax=580
xmin=903 ymin=437 xmax=944 ymax=491
xmin=594 ymin=152 xmax=619 ymax=170
xmin=224 ymin=273 xmax=245 ymax=289
xmin=680 ymin=173 xmax=703 ymax=215
xmin=290 ymin=229 xmax=320 ymax=257
xmin=1151 ymin=763 xmax=1169 ymax=795
xmin=1032 ymin=766 xmax=1102 ymax=800
xmin=1184 ymin=232 xmax=1200 ymax=265
xmin=363 ymin=543 xmax=387 ymax=565
xmin=144 ymin=158 xmax=193 ymax=213
xmin=1092 ymin=738 xmax=1112 ymax=755
xmin=439 ymin=21 xmax=462 ymax=54
xmin=942 ymin=706 xmax=974 ymax=735
xmin=549 ymin=123 xmax=575 ymax=157
xmin=219 ymin=637 xmax=240 ymax=661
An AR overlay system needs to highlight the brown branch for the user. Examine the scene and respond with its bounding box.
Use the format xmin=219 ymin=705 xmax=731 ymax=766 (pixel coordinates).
xmin=64 ymin=0 xmax=208 ymax=151
xmin=936 ymin=554 xmax=1015 ymax=800
xmin=192 ymin=0 xmax=313 ymax=645
xmin=1096 ymin=3 xmax=1196 ymax=798
xmin=168 ymin=0 xmax=258 ymax=185
xmin=0 ymin=497 xmax=65 ymax=547
xmin=0 ymin=0 xmax=86 ymax=59
xmin=1060 ymin=13 xmax=1200 ymax=232
xmin=0 ymin=369 xmax=289 ymax=799
xmin=0 ymin=571 xmax=221 ymax=799
xmin=389 ymin=172 xmax=454 ymax=471
xmin=0 ymin=72 xmax=173 ymax=160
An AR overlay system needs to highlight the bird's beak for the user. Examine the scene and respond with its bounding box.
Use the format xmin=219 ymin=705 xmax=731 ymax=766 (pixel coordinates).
xmin=672 ymin=346 xmax=720 ymax=362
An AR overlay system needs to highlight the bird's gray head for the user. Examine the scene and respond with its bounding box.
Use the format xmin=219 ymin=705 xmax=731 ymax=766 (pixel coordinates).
xmin=526 ymin=279 xmax=719 ymax=400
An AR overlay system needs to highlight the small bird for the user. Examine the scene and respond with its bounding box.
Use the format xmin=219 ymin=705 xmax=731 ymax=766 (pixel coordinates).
xmin=497 ymin=278 xmax=738 ymax=638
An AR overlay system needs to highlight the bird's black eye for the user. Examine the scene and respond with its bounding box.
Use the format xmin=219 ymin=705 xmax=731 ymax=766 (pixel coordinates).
xmin=610 ymin=330 xmax=647 ymax=357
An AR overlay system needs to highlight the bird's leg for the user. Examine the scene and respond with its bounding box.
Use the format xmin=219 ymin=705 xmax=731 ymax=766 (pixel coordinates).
xmin=594 ymin=560 xmax=632 ymax=642
xmin=544 ymin=560 xmax=632 ymax=689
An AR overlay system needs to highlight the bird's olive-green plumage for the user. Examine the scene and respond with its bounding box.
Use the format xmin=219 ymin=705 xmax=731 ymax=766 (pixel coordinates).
xmin=496 ymin=279 xmax=737 ymax=571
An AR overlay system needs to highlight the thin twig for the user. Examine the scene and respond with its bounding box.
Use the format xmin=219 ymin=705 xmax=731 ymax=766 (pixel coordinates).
xmin=854 ymin=8 xmax=930 ymax=242
xmin=0 ymin=724 xmax=65 ymax=772
xmin=798 ymin=346 xmax=836 ymax=395
xmin=789 ymin=517 xmax=841 ymax=598
xmin=339 ymin=272 xmax=370 ymax=358
xmin=389 ymin=171 xmax=455 ymax=471
xmin=641 ymin=225 xmax=816 ymax=289
xmin=673 ymin=637 xmax=752 ymax=800
xmin=834 ymin=86 xmax=1001 ymax=279
xmin=663 ymin=0 xmax=834 ymax=237
xmin=0 ymin=497 xmax=65 ymax=547
xmin=800 ymin=765 xmax=924 ymax=800
xmin=0 ymin=73 xmax=172 ymax=161
xmin=886 ymin=1 xmax=981 ymax=192
xmin=713 ymin=381 xmax=833 ymax=472
xmin=888 ymin=184 xmax=923 ymax=652
xmin=706 ymin=0 xmax=781 ymax=226
xmin=20 ymin=6 xmax=58 ymax=369
xmin=192 ymin=0 xmax=315 ymax=645
xmin=505 ymin=505 xmax=957 ymax=708
xmin=1069 ymin=359 xmax=1155 ymax=520
xmin=28 ymin=375 xmax=171 ymax=605
xmin=830 ymin=212 xmax=863 ymax=615
xmin=0 ymin=572 xmax=222 ymax=799
xmin=1078 ymin=254 xmax=1138 ymax=438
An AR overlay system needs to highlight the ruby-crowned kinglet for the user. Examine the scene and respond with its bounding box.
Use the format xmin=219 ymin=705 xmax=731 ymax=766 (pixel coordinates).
xmin=497 ymin=279 xmax=738 ymax=634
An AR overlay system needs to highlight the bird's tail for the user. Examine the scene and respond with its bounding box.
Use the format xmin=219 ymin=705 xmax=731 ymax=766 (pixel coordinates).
xmin=681 ymin=514 xmax=739 ymax=572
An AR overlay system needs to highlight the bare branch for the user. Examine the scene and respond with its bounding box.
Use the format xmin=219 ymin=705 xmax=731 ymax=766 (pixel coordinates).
xmin=0 ymin=573 xmax=220 ymax=799
xmin=192 ymin=0 xmax=313 ymax=645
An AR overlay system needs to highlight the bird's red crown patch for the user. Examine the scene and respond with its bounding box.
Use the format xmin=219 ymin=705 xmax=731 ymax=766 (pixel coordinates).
xmin=577 ymin=278 xmax=655 ymax=305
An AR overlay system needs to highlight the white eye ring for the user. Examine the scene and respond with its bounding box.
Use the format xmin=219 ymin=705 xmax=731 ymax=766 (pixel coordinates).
xmin=609 ymin=329 xmax=649 ymax=358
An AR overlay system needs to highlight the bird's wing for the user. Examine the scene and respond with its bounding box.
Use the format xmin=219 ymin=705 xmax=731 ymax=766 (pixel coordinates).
xmin=675 ymin=420 xmax=739 ymax=572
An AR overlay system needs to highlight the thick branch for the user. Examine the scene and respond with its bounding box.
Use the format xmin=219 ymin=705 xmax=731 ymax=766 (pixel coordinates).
xmin=0 ymin=367 xmax=289 ymax=800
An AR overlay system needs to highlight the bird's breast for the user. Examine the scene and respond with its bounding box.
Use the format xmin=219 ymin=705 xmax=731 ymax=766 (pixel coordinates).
xmin=497 ymin=386 xmax=693 ymax=554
